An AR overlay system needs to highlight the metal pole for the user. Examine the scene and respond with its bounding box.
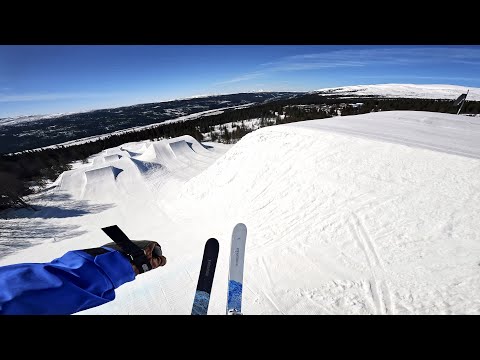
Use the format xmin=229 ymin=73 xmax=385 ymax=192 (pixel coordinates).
xmin=457 ymin=89 xmax=469 ymax=115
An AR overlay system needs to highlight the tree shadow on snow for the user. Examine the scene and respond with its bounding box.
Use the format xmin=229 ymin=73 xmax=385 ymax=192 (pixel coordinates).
xmin=0 ymin=192 xmax=115 ymax=259
xmin=0 ymin=221 xmax=88 ymax=259
xmin=2 ymin=192 xmax=114 ymax=219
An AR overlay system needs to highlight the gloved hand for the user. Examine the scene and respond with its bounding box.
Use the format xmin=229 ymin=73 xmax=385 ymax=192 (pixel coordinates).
xmin=102 ymin=240 xmax=167 ymax=275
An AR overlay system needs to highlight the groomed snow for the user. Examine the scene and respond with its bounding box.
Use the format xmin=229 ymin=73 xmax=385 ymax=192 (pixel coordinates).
xmin=1 ymin=111 xmax=479 ymax=315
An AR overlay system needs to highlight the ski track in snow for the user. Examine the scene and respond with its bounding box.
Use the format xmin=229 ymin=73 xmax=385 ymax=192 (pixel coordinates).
xmin=1 ymin=111 xmax=480 ymax=315
xmin=257 ymin=256 xmax=285 ymax=315
xmin=350 ymin=211 xmax=395 ymax=315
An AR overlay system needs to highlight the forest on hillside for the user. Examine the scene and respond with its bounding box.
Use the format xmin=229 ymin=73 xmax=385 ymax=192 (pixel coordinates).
xmin=0 ymin=92 xmax=298 ymax=154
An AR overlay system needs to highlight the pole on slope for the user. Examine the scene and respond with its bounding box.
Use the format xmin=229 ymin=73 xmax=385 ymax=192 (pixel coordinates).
xmin=456 ymin=89 xmax=469 ymax=115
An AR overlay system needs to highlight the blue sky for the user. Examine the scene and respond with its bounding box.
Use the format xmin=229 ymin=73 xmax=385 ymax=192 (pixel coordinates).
xmin=1 ymin=45 xmax=479 ymax=117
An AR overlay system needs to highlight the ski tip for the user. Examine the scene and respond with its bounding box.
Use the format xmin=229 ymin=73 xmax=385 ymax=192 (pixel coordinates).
xmin=206 ymin=237 xmax=219 ymax=250
xmin=234 ymin=223 xmax=247 ymax=233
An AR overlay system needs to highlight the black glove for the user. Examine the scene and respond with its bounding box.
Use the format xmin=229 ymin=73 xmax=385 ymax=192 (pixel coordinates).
xmin=100 ymin=225 xmax=166 ymax=275
xmin=81 ymin=240 xmax=166 ymax=275
xmin=102 ymin=240 xmax=163 ymax=258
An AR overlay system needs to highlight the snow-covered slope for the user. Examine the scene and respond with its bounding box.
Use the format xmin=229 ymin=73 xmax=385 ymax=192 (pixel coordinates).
xmin=0 ymin=113 xmax=75 ymax=127
xmin=1 ymin=111 xmax=479 ymax=315
xmin=315 ymin=84 xmax=480 ymax=101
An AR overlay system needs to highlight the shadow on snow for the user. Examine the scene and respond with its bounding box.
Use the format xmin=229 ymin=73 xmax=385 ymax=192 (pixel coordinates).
xmin=0 ymin=192 xmax=115 ymax=259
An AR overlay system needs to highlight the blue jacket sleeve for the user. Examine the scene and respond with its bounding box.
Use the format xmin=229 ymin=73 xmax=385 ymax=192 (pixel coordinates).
xmin=0 ymin=248 xmax=136 ymax=315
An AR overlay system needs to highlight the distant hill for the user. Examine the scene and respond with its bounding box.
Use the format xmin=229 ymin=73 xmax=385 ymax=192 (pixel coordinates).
xmin=0 ymin=92 xmax=299 ymax=154
xmin=313 ymin=84 xmax=480 ymax=100
xmin=3 ymin=84 xmax=479 ymax=155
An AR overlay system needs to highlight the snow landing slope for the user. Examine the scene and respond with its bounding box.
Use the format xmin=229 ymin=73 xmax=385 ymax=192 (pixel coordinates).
xmin=1 ymin=111 xmax=480 ymax=315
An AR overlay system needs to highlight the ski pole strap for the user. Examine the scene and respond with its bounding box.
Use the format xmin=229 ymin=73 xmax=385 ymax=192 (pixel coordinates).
xmin=101 ymin=225 xmax=152 ymax=274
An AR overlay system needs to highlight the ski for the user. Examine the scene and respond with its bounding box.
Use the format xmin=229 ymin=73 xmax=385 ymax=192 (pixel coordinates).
xmin=227 ymin=223 xmax=247 ymax=315
xmin=191 ymin=238 xmax=219 ymax=315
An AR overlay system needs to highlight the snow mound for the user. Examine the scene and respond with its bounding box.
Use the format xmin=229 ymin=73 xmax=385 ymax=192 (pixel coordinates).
xmin=121 ymin=149 xmax=142 ymax=158
xmin=82 ymin=166 xmax=123 ymax=199
xmin=126 ymin=157 xmax=163 ymax=174
xmin=138 ymin=142 xmax=177 ymax=166
xmin=169 ymin=140 xmax=213 ymax=166
xmin=53 ymin=135 xmax=228 ymax=204
xmin=103 ymin=154 xmax=122 ymax=162
xmin=135 ymin=136 xmax=216 ymax=176
xmin=84 ymin=166 xmax=122 ymax=184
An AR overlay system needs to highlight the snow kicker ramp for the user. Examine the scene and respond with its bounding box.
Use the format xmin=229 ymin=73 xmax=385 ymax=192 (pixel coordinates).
xmin=126 ymin=157 xmax=162 ymax=174
xmin=58 ymin=136 xmax=224 ymax=206
xmin=104 ymin=154 xmax=122 ymax=162
xmin=136 ymin=136 xmax=216 ymax=180
xmin=136 ymin=142 xmax=174 ymax=165
xmin=82 ymin=166 xmax=123 ymax=199
xmin=156 ymin=111 xmax=480 ymax=315
xmin=84 ymin=166 xmax=122 ymax=184
xmin=169 ymin=140 xmax=213 ymax=166
xmin=92 ymin=153 xmax=122 ymax=166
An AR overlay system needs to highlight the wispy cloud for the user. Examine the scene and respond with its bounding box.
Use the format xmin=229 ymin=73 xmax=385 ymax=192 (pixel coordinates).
xmin=215 ymin=71 xmax=264 ymax=85
xmin=265 ymin=60 xmax=365 ymax=71
xmin=0 ymin=92 xmax=123 ymax=102
xmin=263 ymin=47 xmax=480 ymax=71
xmin=454 ymin=60 xmax=480 ymax=66
xmin=220 ymin=46 xmax=480 ymax=85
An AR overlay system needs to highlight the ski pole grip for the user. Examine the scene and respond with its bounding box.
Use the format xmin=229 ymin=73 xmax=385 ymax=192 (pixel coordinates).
xmin=101 ymin=225 xmax=152 ymax=274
